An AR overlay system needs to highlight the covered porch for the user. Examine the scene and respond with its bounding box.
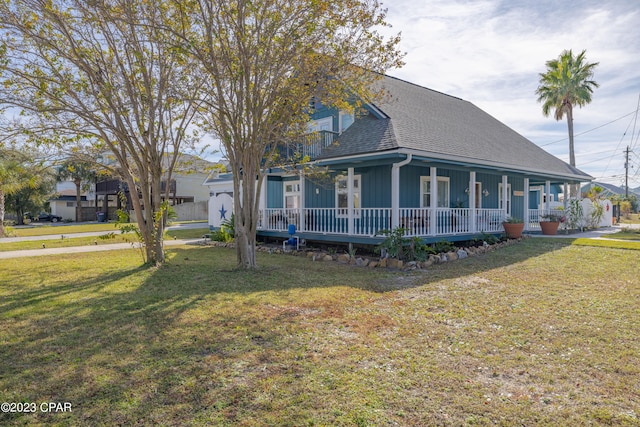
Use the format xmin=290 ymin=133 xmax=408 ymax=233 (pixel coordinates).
xmin=257 ymin=154 xmax=576 ymax=242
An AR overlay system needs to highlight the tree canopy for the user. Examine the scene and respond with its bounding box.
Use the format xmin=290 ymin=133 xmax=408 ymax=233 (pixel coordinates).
xmin=173 ymin=0 xmax=404 ymax=268
xmin=0 ymin=0 xmax=203 ymax=264
xmin=536 ymin=49 xmax=599 ymax=171
xmin=1 ymin=0 xmax=403 ymax=267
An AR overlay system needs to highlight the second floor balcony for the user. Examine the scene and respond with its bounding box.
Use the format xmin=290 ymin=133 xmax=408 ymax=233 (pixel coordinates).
xmin=278 ymin=130 xmax=338 ymax=162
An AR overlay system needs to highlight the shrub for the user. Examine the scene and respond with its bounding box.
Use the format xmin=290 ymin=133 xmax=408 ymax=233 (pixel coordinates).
xmin=432 ymin=239 xmax=456 ymax=254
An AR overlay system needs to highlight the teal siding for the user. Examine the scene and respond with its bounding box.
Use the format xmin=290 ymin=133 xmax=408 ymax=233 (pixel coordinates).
xmin=360 ymin=166 xmax=391 ymax=208
xmin=272 ymin=164 xmax=536 ymax=218
xmin=305 ymin=179 xmax=334 ymax=208
xmin=510 ymin=176 xmax=525 ymax=220
xmin=267 ymin=176 xmax=283 ymax=209
xmin=310 ymin=104 xmax=339 ymax=131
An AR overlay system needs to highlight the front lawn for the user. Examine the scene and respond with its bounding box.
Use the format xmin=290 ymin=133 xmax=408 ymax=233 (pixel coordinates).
xmin=601 ymin=227 xmax=640 ymax=241
xmin=1 ymin=239 xmax=638 ymax=426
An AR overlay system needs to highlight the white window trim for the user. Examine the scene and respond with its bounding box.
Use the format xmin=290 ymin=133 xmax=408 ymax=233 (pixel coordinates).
xmin=498 ymin=183 xmax=512 ymax=215
xmin=283 ymin=180 xmax=300 ymax=209
xmin=420 ymin=176 xmax=450 ymax=208
xmin=308 ymin=117 xmax=333 ymax=133
xmin=336 ymin=174 xmax=361 ymax=218
xmin=338 ymin=110 xmax=354 ymax=133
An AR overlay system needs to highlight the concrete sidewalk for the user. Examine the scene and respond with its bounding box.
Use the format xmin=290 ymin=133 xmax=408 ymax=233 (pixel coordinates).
xmin=0 ymin=238 xmax=205 ymax=260
xmin=531 ymin=224 xmax=640 ymax=239
xmin=0 ymin=222 xmax=208 ymax=243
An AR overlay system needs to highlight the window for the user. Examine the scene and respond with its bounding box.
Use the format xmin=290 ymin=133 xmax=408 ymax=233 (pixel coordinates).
xmin=308 ymin=117 xmax=333 ymax=133
xmin=336 ymin=174 xmax=360 ymax=217
xmin=420 ymin=176 xmax=449 ymax=208
xmin=498 ymin=183 xmax=512 ymax=215
xmin=339 ymin=111 xmax=354 ymax=133
xmin=284 ymin=181 xmax=300 ymax=209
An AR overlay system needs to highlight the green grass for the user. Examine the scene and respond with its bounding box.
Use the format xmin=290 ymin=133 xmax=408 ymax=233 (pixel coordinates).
xmin=0 ymin=234 xmax=133 ymax=252
xmin=618 ymin=213 xmax=640 ymax=224
xmin=7 ymin=223 xmax=120 ymax=237
xmin=601 ymin=228 xmax=640 ymax=241
xmin=6 ymin=221 xmax=207 ymax=238
xmin=1 ymin=240 xmax=639 ymax=426
xmin=164 ymin=227 xmax=210 ymax=240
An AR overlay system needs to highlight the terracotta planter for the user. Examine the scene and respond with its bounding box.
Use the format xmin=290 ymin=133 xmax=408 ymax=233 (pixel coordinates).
xmin=502 ymin=222 xmax=524 ymax=238
xmin=539 ymin=221 xmax=559 ymax=235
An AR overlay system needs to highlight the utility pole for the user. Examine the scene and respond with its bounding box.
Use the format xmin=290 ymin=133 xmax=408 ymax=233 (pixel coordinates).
xmin=624 ymin=146 xmax=630 ymax=198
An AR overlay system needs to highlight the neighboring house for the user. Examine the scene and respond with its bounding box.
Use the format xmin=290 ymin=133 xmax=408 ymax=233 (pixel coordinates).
xmin=581 ymin=182 xmax=640 ymax=199
xmin=94 ymin=154 xmax=217 ymax=221
xmin=206 ymin=75 xmax=593 ymax=244
xmin=49 ymin=184 xmax=97 ymax=222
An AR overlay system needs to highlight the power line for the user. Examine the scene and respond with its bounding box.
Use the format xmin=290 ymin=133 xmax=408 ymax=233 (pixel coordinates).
xmin=539 ymin=110 xmax=638 ymax=147
xmin=599 ymin=113 xmax=638 ymax=181
xmin=632 ymin=93 xmax=640 ymax=151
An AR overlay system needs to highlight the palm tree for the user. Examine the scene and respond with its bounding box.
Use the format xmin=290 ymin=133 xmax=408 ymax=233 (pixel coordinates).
xmin=56 ymin=160 xmax=96 ymax=222
xmin=536 ymin=49 xmax=599 ymax=196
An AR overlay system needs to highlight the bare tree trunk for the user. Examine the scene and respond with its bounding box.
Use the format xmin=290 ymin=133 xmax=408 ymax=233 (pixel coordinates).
xmin=233 ymin=160 xmax=259 ymax=269
xmin=566 ymin=106 xmax=577 ymax=198
xmin=74 ymin=178 xmax=82 ymax=222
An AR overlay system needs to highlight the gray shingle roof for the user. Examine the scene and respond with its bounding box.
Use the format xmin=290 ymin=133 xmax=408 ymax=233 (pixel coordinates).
xmin=319 ymin=75 xmax=591 ymax=181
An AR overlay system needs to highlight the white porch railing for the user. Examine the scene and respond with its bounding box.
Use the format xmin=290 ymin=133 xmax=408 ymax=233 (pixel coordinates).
xmin=258 ymin=207 xmax=507 ymax=237
xmin=527 ymin=208 xmax=565 ymax=231
xmin=475 ymin=209 xmax=507 ymax=233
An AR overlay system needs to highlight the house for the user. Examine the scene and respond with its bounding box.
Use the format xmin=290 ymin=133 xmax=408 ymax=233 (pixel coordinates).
xmin=581 ymin=181 xmax=640 ymax=199
xmin=206 ymin=75 xmax=593 ymax=244
xmin=49 ymin=188 xmax=93 ymax=222
xmin=91 ymin=154 xmax=218 ymax=222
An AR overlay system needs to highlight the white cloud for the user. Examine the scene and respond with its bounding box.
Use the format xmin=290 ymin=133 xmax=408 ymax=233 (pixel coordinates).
xmin=381 ymin=0 xmax=640 ymax=187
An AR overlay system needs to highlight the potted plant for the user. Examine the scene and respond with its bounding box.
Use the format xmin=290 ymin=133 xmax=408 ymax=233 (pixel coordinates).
xmin=539 ymin=213 xmax=565 ymax=235
xmin=502 ymin=216 xmax=524 ymax=238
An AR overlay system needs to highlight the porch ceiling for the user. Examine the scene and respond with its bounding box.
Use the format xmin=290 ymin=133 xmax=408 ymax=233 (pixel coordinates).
xmin=311 ymin=149 xmax=587 ymax=184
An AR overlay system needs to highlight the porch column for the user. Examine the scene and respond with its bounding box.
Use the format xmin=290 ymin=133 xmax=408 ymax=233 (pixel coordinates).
xmin=430 ymin=167 xmax=437 ymax=235
xmin=258 ymin=175 xmax=267 ymax=230
xmin=391 ymin=165 xmax=400 ymax=229
xmin=545 ymin=180 xmax=551 ymax=213
xmin=391 ymin=154 xmax=412 ymax=230
xmin=563 ymin=182 xmax=568 ymax=211
xmin=347 ymin=167 xmax=354 ymax=235
xmin=469 ymin=171 xmax=477 ymax=233
xmin=299 ymin=170 xmax=305 ymax=232
xmin=523 ymin=178 xmax=530 ymax=231
xmin=501 ymin=175 xmax=508 ymax=218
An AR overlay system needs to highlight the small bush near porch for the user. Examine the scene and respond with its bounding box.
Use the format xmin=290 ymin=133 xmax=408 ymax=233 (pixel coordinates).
xmin=1 ymin=240 xmax=638 ymax=425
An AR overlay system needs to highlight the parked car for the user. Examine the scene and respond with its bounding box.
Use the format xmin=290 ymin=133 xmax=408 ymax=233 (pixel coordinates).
xmin=26 ymin=212 xmax=63 ymax=222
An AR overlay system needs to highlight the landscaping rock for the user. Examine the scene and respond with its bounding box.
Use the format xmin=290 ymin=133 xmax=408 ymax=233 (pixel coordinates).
xmin=368 ymin=261 xmax=378 ymax=268
xmin=447 ymin=251 xmax=458 ymax=261
xmin=337 ymin=254 xmax=350 ymax=264
xmin=379 ymin=258 xmax=388 ymax=268
xmin=356 ymin=257 xmax=369 ymax=267
xmin=421 ymin=259 xmax=433 ymax=268
xmin=323 ymin=254 xmax=334 ymax=262
xmin=387 ymin=258 xmax=399 ymax=269
xmin=457 ymin=249 xmax=468 ymax=259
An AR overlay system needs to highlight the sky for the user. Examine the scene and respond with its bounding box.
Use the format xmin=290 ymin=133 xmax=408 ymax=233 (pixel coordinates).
xmin=378 ymin=0 xmax=640 ymax=189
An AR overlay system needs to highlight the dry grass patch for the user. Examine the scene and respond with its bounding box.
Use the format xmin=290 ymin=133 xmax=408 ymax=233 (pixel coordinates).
xmin=1 ymin=240 xmax=639 ymax=426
